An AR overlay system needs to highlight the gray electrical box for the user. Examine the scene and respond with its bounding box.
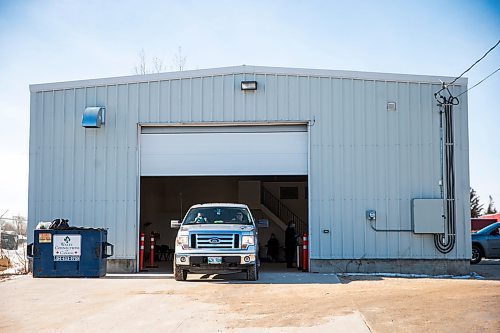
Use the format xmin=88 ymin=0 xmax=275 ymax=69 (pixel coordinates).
xmin=412 ymin=199 xmax=445 ymax=234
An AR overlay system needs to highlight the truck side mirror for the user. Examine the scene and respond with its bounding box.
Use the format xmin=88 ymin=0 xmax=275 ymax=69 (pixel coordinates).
xmin=170 ymin=220 xmax=182 ymax=229
xmin=257 ymin=219 xmax=269 ymax=228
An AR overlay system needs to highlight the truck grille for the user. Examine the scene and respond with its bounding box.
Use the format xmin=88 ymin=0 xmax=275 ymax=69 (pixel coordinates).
xmin=193 ymin=234 xmax=239 ymax=249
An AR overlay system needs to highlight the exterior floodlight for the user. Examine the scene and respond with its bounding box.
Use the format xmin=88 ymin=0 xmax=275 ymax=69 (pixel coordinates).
xmin=241 ymin=81 xmax=257 ymax=91
xmin=82 ymin=107 xmax=105 ymax=128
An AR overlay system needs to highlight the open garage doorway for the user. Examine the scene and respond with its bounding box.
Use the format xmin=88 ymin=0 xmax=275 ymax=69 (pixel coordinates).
xmin=139 ymin=175 xmax=308 ymax=273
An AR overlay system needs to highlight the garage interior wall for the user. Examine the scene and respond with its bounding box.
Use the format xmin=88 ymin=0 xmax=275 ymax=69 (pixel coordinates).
xmin=28 ymin=66 xmax=470 ymax=272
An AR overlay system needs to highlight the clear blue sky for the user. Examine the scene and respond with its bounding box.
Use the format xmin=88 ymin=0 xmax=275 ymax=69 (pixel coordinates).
xmin=0 ymin=0 xmax=499 ymax=217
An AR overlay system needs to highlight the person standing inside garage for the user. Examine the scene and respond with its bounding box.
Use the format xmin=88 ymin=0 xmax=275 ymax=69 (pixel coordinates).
xmin=285 ymin=221 xmax=297 ymax=268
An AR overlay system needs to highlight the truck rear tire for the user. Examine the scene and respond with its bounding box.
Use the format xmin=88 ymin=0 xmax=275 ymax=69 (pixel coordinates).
xmin=247 ymin=264 xmax=258 ymax=281
xmin=174 ymin=262 xmax=188 ymax=281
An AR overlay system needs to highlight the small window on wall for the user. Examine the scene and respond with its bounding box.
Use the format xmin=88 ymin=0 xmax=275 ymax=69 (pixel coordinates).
xmin=280 ymin=187 xmax=298 ymax=199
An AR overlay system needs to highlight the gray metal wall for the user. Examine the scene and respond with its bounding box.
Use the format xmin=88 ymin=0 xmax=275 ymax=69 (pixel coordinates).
xmin=29 ymin=66 xmax=469 ymax=261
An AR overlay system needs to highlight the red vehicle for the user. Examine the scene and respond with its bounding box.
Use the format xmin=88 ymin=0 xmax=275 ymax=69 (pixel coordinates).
xmin=471 ymin=214 xmax=500 ymax=232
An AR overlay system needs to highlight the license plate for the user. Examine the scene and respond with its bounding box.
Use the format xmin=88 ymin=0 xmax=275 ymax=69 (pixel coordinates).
xmin=207 ymin=256 xmax=222 ymax=264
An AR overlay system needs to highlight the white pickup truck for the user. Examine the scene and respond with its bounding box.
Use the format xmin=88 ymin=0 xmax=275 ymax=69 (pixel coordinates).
xmin=171 ymin=203 xmax=267 ymax=281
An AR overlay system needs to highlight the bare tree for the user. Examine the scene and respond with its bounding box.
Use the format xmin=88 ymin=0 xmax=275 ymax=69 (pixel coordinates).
xmin=134 ymin=49 xmax=147 ymax=75
xmin=152 ymin=57 xmax=164 ymax=73
xmin=134 ymin=47 xmax=187 ymax=75
xmin=172 ymin=46 xmax=187 ymax=71
xmin=12 ymin=216 xmax=27 ymax=235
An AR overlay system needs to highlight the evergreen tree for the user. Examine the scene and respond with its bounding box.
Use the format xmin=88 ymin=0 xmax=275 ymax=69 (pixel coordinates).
xmin=485 ymin=195 xmax=498 ymax=215
xmin=470 ymin=187 xmax=483 ymax=218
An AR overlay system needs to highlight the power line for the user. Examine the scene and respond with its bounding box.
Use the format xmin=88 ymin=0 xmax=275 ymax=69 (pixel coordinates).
xmin=456 ymin=66 xmax=500 ymax=97
xmin=449 ymin=39 xmax=500 ymax=86
xmin=435 ymin=39 xmax=500 ymax=98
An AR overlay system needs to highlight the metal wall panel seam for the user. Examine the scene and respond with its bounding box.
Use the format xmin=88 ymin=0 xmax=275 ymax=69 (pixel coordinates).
xmin=211 ymin=76 xmax=216 ymax=122
xmin=419 ymin=84 xmax=425 ymax=256
xmin=232 ymin=74 xmax=235 ymax=122
xmin=322 ymin=77 xmax=330 ymax=258
xmin=401 ymin=82 xmax=408 ymax=255
xmin=60 ymin=91 xmax=65 ymax=217
xmin=253 ymin=73 xmax=257 ymax=120
xmin=406 ymin=82 xmax=412 ymax=257
xmin=349 ymin=78 xmax=355 ymax=257
xmin=307 ymin=121 xmax=312 ymax=261
xmin=460 ymin=89 xmax=469 ymax=257
xmin=384 ymin=81 xmax=390 ymax=257
xmin=361 ymin=80 xmax=368 ymax=257
xmin=263 ymin=74 xmax=268 ymax=120
xmin=189 ymin=78 xmax=193 ymax=122
xmin=113 ymin=85 xmax=119 ymax=254
xmin=70 ymin=89 xmax=76 ymax=225
xmin=136 ymin=124 xmax=142 ymax=270
xmin=92 ymin=87 xmax=98 ymax=228
xmin=122 ymin=83 xmax=130 ymax=257
xmin=370 ymin=81 xmax=377 ymax=256
xmin=46 ymin=91 xmax=52 ymax=218
xmin=200 ymin=76 xmax=205 ymax=121
xmin=156 ymin=80 xmax=160 ymax=123
xmin=328 ymin=77 xmax=334 ymax=258
xmin=395 ymin=81 xmax=402 ymax=254
xmin=274 ymin=74 xmax=278 ymax=119
xmin=167 ymin=80 xmax=171 ymax=122
xmin=339 ymin=77 xmax=345 ymax=258
xmin=103 ymin=86 xmax=109 ymax=231
xmin=316 ymin=76 xmax=322 ymax=258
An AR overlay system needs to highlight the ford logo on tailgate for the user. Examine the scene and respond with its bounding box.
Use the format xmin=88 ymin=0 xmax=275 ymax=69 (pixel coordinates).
xmin=209 ymin=238 xmax=220 ymax=244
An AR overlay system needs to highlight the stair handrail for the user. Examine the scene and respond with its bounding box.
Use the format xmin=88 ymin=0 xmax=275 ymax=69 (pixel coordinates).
xmin=260 ymin=186 xmax=307 ymax=237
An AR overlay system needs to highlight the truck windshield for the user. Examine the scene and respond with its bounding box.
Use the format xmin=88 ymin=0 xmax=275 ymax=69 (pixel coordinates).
xmin=183 ymin=207 xmax=253 ymax=225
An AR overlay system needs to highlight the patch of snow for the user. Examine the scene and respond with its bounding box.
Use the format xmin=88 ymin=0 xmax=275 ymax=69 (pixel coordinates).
xmin=339 ymin=272 xmax=484 ymax=280
xmin=0 ymin=243 xmax=28 ymax=275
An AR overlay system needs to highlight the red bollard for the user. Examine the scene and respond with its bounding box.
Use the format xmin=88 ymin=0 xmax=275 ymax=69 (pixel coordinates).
xmin=150 ymin=233 xmax=155 ymax=267
xmin=302 ymin=233 xmax=309 ymax=272
xmin=139 ymin=233 xmax=145 ymax=271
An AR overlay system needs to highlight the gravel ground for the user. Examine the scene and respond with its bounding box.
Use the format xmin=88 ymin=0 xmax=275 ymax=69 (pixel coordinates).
xmin=0 ymin=266 xmax=499 ymax=333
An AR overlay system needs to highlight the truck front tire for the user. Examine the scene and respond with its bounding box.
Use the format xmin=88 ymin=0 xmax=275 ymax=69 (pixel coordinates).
xmin=247 ymin=264 xmax=258 ymax=281
xmin=174 ymin=262 xmax=188 ymax=281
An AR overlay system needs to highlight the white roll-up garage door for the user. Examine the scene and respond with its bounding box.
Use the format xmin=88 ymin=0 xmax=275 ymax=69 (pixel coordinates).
xmin=140 ymin=125 xmax=308 ymax=176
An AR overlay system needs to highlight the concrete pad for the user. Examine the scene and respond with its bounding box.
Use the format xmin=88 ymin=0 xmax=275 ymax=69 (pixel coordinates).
xmin=232 ymin=312 xmax=371 ymax=332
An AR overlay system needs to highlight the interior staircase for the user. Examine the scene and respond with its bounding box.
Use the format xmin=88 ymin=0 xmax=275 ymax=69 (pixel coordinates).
xmin=260 ymin=186 xmax=308 ymax=237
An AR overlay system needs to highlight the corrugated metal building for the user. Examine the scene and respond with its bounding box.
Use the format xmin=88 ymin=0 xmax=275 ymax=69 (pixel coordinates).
xmin=28 ymin=66 xmax=471 ymax=274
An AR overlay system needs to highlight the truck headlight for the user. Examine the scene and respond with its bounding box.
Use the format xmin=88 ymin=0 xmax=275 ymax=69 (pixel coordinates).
xmin=176 ymin=236 xmax=189 ymax=250
xmin=241 ymin=235 xmax=254 ymax=249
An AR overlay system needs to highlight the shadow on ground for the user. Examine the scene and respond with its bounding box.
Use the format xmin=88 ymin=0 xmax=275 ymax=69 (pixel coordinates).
xmin=105 ymin=261 xmax=500 ymax=283
xmin=470 ymin=259 xmax=500 ymax=281
xmin=106 ymin=262 xmax=342 ymax=284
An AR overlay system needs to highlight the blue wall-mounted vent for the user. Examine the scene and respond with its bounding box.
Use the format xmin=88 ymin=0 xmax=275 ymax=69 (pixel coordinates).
xmin=82 ymin=107 xmax=105 ymax=128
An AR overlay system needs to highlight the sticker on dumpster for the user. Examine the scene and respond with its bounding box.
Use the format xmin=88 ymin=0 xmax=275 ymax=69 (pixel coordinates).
xmin=54 ymin=256 xmax=80 ymax=261
xmin=53 ymin=235 xmax=81 ymax=259
xmin=39 ymin=233 xmax=52 ymax=243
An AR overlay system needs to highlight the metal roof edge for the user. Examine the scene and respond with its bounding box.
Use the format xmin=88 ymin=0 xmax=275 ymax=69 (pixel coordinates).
xmin=29 ymin=65 xmax=468 ymax=92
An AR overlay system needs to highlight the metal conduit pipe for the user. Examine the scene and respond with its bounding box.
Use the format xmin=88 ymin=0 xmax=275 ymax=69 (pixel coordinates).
xmin=434 ymin=98 xmax=457 ymax=253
